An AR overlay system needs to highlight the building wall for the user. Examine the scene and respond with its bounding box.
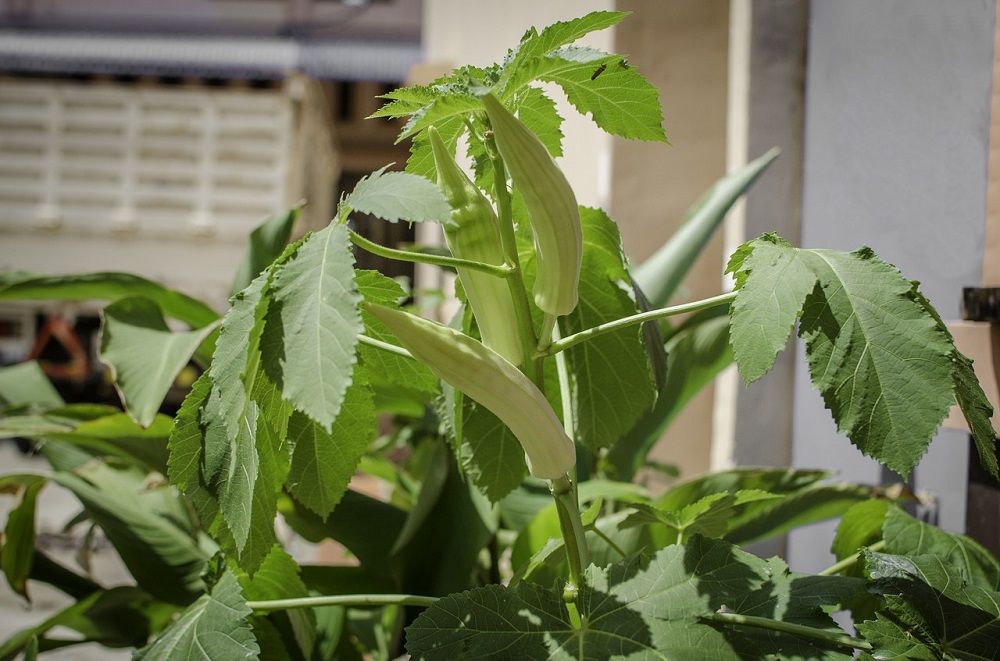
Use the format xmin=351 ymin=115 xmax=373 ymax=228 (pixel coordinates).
xmin=788 ymin=0 xmax=994 ymax=571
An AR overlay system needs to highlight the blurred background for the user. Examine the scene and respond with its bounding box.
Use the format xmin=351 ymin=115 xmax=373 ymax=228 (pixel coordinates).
xmin=0 ymin=0 xmax=998 ymax=637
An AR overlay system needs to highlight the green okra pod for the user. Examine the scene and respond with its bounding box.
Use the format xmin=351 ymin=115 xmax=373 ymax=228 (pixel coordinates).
xmin=365 ymin=302 xmax=576 ymax=480
xmin=481 ymin=93 xmax=582 ymax=317
xmin=428 ymin=126 xmax=523 ymax=365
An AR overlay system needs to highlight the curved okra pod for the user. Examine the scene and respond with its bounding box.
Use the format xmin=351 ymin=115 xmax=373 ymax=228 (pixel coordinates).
xmin=428 ymin=126 xmax=524 ymax=365
xmin=365 ymin=302 xmax=575 ymax=480
xmin=481 ymin=93 xmax=582 ymax=317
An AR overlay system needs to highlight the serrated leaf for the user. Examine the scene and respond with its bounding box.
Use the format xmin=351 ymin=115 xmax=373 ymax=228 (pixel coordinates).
xmin=558 ymin=207 xmax=656 ymax=452
xmin=286 ymin=366 xmax=375 ymax=520
xmin=343 ymin=166 xmax=451 ymax=224
xmin=265 ymin=223 xmax=362 ymax=430
xmin=859 ymin=550 xmax=1000 ymax=661
xmin=952 ymin=349 xmax=999 ymax=477
xmin=396 ymin=94 xmax=482 ymax=144
xmin=456 ymin=397 xmax=528 ymax=503
xmin=409 ymin=537 xmax=775 ymax=660
xmin=531 ymin=52 xmax=666 ymax=142
xmin=515 ymin=86 xmax=563 ymax=156
xmin=622 ymin=490 xmax=782 ymax=544
xmin=406 ymin=113 xmax=466 ymax=180
xmin=100 ymin=297 xmax=218 ymax=427
xmin=729 ymin=236 xmax=816 ymax=383
xmin=731 ymin=236 xmax=957 ymax=477
xmin=134 ymin=567 xmax=259 ymax=661
xmin=500 ymin=11 xmax=629 ymax=91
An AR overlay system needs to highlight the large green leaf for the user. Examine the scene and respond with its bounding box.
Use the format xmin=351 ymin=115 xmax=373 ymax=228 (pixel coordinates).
xmin=730 ymin=235 xmax=956 ymax=477
xmin=230 ymin=207 xmax=300 ymax=299
xmin=134 ymin=562 xmax=259 ymax=661
xmin=859 ymin=550 xmax=1000 ymax=661
xmin=635 ymin=149 xmax=778 ymax=307
xmin=0 ymin=272 xmax=220 ymax=330
xmin=100 ymin=297 xmax=218 ymax=427
xmin=516 ymin=86 xmax=563 ymax=156
xmin=0 ymin=474 xmax=46 ymax=600
xmin=409 ymin=537 xmax=782 ymax=660
xmin=502 ymin=11 xmax=628 ymax=77
xmin=558 ymin=207 xmax=657 ymax=452
xmin=286 ymin=365 xmax=375 ymax=520
xmin=265 ymin=223 xmax=363 ymax=430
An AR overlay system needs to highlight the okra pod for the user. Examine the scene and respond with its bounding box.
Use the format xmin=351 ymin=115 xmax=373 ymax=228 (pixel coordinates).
xmin=429 ymin=126 xmax=523 ymax=365
xmin=365 ymin=302 xmax=576 ymax=479
xmin=481 ymin=93 xmax=582 ymax=317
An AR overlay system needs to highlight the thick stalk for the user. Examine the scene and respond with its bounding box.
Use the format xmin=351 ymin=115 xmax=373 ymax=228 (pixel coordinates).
xmin=540 ymin=291 xmax=737 ymax=357
xmin=707 ymin=612 xmax=872 ymax=652
xmin=551 ymin=474 xmax=590 ymax=604
xmin=247 ymin=593 xmax=438 ymax=612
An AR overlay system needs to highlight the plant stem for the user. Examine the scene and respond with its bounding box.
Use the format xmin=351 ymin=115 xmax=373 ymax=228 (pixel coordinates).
xmin=551 ymin=474 xmax=590 ymax=604
xmin=349 ymin=229 xmax=512 ymax=279
xmin=707 ymin=612 xmax=872 ymax=652
xmin=357 ymin=334 xmax=413 ymax=359
xmin=818 ymin=539 xmax=887 ymax=576
xmin=246 ymin=593 xmax=438 ymax=612
xmin=540 ymin=291 xmax=737 ymax=357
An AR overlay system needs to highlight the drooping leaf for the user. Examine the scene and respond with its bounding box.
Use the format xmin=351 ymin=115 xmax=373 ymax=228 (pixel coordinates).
xmin=0 ymin=271 xmax=220 ymax=330
xmin=264 ymin=223 xmax=363 ymax=430
xmin=621 ymin=490 xmax=782 ymax=544
xmin=134 ymin=564 xmax=259 ymax=661
xmin=952 ymin=349 xmax=999 ymax=478
xmin=100 ymin=297 xmax=218 ymax=428
xmin=286 ymin=366 xmax=375 ymax=520
xmin=831 ymin=499 xmax=892 ymax=567
xmin=558 ymin=207 xmax=656 ymax=452
xmin=456 ymin=398 xmax=528 ymax=503
xmin=635 ymin=148 xmax=779 ymax=307
xmin=343 ymin=165 xmax=451 ymax=224
xmin=166 ymin=372 xmax=220 ymax=524
xmin=730 ymin=235 xmax=956 ymax=477
xmin=230 ymin=207 xmax=300 ymax=299
xmin=50 ymin=462 xmax=208 ymax=606
xmin=0 ymin=474 xmax=46 ymax=600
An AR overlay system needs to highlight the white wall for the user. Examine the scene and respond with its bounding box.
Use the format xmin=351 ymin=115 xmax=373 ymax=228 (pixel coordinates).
xmin=788 ymin=0 xmax=994 ymax=571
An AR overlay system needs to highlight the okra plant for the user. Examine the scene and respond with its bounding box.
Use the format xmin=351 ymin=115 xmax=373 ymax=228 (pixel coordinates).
xmin=1 ymin=10 xmax=999 ymax=660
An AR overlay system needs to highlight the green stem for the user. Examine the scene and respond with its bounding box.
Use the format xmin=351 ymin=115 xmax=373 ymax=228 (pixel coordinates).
xmin=551 ymin=474 xmax=590 ymax=604
xmin=350 ymin=229 xmax=512 ymax=279
xmin=707 ymin=612 xmax=872 ymax=652
xmin=818 ymin=539 xmax=887 ymax=576
xmin=357 ymin=334 xmax=413 ymax=359
xmin=540 ymin=292 xmax=737 ymax=357
xmin=247 ymin=593 xmax=438 ymax=612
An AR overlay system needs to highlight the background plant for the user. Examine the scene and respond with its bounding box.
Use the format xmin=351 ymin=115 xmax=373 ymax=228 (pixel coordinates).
xmin=0 ymin=11 xmax=998 ymax=660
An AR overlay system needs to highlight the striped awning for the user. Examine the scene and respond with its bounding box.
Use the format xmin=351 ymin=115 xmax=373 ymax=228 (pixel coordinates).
xmin=0 ymin=30 xmax=423 ymax=82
